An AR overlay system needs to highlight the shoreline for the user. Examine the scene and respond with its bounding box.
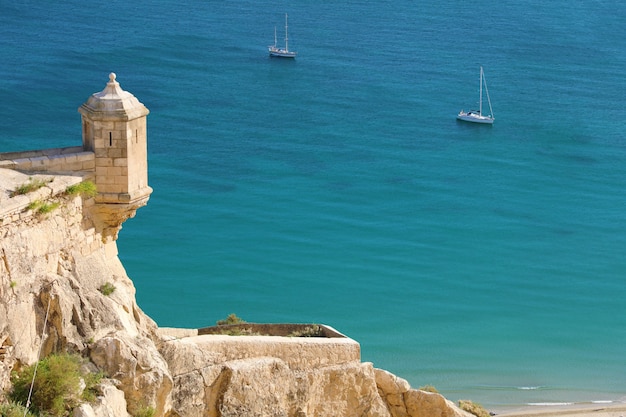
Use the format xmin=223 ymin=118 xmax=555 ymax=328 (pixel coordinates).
xmin=493 ymin=402 xmax=626 ymax=417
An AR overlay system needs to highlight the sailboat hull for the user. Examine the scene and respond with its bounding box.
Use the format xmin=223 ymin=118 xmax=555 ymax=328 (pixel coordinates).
xmin=457 ymin=111 xmax=494 ymax=124
xmin=268 ymin=47 xmax=296 ymax=58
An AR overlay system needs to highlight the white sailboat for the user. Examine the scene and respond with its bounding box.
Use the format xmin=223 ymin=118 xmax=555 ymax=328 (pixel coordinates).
xmin=457 ymin=66 xmax=494 ymax=124
xmin=268 ymin=13 xmax=297 ymax=58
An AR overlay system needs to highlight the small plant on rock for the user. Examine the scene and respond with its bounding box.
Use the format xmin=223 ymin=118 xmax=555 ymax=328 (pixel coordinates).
xmin=39 ymin=202 xmax=58 ymax=214
xmin=419 ymin=385 xmax=439 ymax=393
xmin=216 ymin=313 xmax=246 ymax=326
xmin=27 ymin=199 xmax=60 ymax=216
xmin=458 ymin=399 xmax=491 ymax=417
xmin=10 ymin=177 xmax=52 ymax=197
xmin=99 ymin=282 xmax=116 ymax=296
xmin=65 ymin=181 xmax=97 ymax=198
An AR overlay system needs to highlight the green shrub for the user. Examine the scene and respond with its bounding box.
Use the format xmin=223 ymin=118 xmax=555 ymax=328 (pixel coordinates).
xmin=10 ymin=353 xmax=83 ymax=417
xmin=27 ymin=200 xmax=60 ymax=216
xmin=99 ymin=282 xmax=116 ymax=296
xmin=458 ymin=399 xmax=490 ymax=417
xmin=8 ymin=353 xmax=103 ymax=416
xmin=10 ymin=177 xmax=52 ymax=197
xmin=0 ymin=401 xmax=37 ymax=417
xmin=216 ymin=313 xmax=246 ymax=326
xmin=65 ymin=181 xmax=97 ymax=198
xmin=419 ymin=384 xmax=439 ymax=393
xmin=37 ymin=201 xmax=60 ymax=215
xmin=81 ymin=370 xmax=105 ymax=402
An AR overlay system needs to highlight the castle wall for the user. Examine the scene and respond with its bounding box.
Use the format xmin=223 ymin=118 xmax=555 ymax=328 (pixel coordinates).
xmin=0 ymin=146 xmax=95 ymax=175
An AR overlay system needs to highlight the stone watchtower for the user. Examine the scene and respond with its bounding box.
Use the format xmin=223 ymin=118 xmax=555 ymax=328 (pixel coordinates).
xmin=78 ymin=73 xmax=153 ymax=240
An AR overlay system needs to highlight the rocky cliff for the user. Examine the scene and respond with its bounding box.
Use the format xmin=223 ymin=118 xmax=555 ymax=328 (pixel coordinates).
xmin=0 ymin=168 xmax=472 ymax=417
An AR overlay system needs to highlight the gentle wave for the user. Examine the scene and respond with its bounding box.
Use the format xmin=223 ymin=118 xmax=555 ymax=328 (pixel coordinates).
xmin=473 ymin=385 xmax=547 ymax=392
xmin=528 ymin=401 xmax=618 ymax=407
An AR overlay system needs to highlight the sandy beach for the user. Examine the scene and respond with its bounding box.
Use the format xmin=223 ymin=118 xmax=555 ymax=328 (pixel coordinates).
xmin=495 ymin=402 xmax=626 ymax=417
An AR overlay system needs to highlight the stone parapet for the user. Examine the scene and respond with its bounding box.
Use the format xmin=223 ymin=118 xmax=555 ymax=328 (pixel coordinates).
xmin=166 ymin=332 xmax=361 ymax=372
xmin=0 ymin=146 xmax=83 ymax=160
xmin=0 ymin=146 xmax=95 ymax=174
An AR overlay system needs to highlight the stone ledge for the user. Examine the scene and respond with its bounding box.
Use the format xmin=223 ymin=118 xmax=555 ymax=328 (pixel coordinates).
xmin=173 ymin=333 xmax=360 ymax=371
xmin=0 ymin=146 xmax=84 ymax=160
xmin=160 ymin=324 xmax=361 ymax=372
xmin=0 ymin=147 xmax=94 ymax=175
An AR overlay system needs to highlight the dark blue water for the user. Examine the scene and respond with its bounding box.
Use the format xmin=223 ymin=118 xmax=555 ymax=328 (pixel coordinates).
xmin=2 ymin=0 xmax=625 ymax=408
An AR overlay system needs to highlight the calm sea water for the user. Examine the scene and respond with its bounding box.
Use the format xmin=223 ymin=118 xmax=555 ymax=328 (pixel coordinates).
xmin=2 ymin=0 xmax=625 ymax=409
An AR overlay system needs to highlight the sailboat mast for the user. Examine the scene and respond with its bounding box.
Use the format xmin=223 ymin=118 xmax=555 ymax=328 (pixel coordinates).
xmin=483 ymin=68 xmax=494 ymax=119
xmin=479 ymin=66 xmax=483 ymax=116
xmin=284 ymin=13 xmax=289 ymax=52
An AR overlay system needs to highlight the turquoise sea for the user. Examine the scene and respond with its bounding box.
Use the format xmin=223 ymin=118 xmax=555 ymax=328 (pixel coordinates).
xmin=1 ymin=0 xmax=625 ymax=409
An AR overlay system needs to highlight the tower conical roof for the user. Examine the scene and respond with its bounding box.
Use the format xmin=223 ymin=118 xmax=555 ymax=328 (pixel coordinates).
xmin=78 ymin=73 xmax=149 ymax=120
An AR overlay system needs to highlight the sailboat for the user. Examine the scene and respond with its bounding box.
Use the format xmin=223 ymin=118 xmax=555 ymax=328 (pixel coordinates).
xmin=268 ymin=13 xmax=297 ymax=58
xmin=457 ymin=66 xmax=494 ymax=124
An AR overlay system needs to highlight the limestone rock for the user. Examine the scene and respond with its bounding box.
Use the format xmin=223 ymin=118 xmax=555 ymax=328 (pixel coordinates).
xmin=301 ymin=361 xmax=391 ymax=417
xmin=210 ymin=358 xmax=299 ymax=417
xmin=73 ymin=381 xmax=131 ymax=417
xmin=73 ymin=404 xmax=97 ymax=417
xmin=374 ymin=368 xmax=474 ymax=417
xmin=375 ymin=367 xmax=412 ymax=417
xmin=91 ymin=382 xmax=132 ymax=417
xmin=90 ymin=334 xmax=172 ymax=416
xmin=404 ymin=389 xmax=474 ymax=417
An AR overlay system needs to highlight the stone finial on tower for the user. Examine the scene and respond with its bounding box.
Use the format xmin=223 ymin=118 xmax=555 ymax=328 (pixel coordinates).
xmin=78 ymin=73 xmax=152 ymax=241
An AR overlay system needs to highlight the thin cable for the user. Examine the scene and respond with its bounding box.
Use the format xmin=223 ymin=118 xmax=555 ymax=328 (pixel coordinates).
xmin=24 ymin=296 xmax=51 ymax=417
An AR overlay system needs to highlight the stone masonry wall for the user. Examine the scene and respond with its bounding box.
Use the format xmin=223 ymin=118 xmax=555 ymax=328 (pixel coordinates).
xmin=0 ymin=146 xmax=95 ymax=175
